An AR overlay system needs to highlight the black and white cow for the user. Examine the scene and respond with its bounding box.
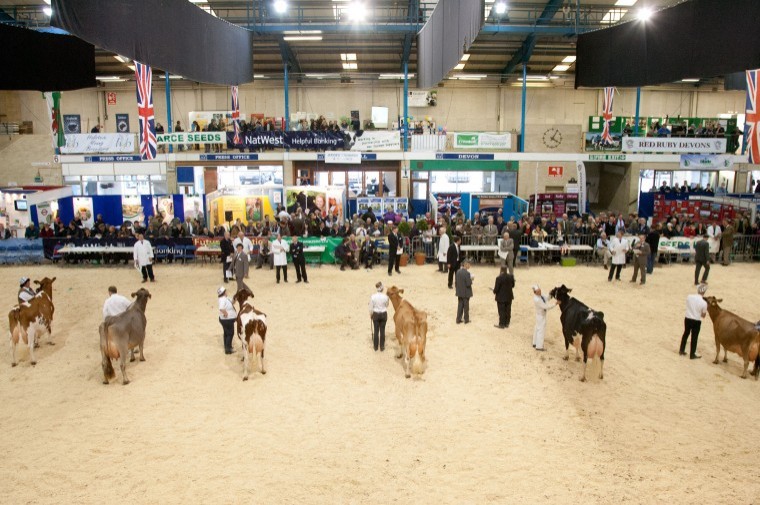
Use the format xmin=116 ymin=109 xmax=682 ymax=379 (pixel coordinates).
xmin=549 ymin=284 xmax=607 ymax=382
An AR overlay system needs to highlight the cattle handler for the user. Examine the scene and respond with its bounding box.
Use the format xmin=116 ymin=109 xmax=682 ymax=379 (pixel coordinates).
xmin=18 ymin=277 xmax=35 ymax=304
xmin=679 ymin=284 xmax=708 ymax=360
xmin=217 ymin=286 xmax=237 ymax=355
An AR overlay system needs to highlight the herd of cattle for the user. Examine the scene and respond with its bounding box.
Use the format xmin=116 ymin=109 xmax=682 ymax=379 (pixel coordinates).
xmin=6 ymin=276 xmax=760 ymax=383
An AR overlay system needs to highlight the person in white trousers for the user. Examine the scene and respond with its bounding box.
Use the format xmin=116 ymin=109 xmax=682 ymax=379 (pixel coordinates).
xmin=532 ymin=285 xmax=555 ymax=351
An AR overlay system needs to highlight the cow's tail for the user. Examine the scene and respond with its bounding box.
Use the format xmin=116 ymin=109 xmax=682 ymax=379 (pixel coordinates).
xmin=99 ymin=323 xmax=116 ymax=381
xmin=411 ymin=339 xmax=424 ymax=375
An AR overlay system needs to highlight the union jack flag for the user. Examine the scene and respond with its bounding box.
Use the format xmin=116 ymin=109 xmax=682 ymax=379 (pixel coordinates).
xmin=601 ymin=87 xmax=615 ymax=145
xmin=231 ymin=85 xmax=241 ymax=145
xmin=135 ymin=62 xmax=157 ymax=160
xmin=745 ymin=70 xmax=760 ymax=164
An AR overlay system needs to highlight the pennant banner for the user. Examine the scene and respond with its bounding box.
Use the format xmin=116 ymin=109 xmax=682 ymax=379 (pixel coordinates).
xmin=43 ymin=91 xmax=65 ymax=148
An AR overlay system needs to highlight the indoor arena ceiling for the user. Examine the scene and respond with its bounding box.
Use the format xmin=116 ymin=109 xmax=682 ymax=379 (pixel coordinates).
xmin=1 ymin=0 xmax=688 ymax=85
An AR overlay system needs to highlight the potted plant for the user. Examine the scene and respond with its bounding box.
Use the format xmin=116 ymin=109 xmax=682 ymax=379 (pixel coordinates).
xmin=397 ymin=220 xmax=411 ymax=266
xmin=413 ymin=219 xmax=429 ymax=265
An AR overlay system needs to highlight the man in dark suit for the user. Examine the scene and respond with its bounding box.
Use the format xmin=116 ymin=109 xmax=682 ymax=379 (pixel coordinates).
xmin=492 ymin=266 xmax=515 ymax=329
xmin=694 ymin=232 xmax=710 ymax=285
xmin=447 ymin=236 xmax=461 ymax=289
xmin=507 ymin=222 xmax=522 ymax=269
xmin=455 ymin=260 xmax=473 ymax=324
xmin=387 ymin=225 xmax=401 ymax=276
xmin=291 ymin=235 xmax=308 ymax=283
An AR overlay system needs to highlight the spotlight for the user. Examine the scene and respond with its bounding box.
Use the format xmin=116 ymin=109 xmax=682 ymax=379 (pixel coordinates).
xmin=638 ymin=7 xmax=653 ymax=21
xmin=494 ymin=2 xmax=507 ymax=15
xmin=273 ymin=0 xmax=287 ymax=14
xmin=43 ymin=7 xmax=52 ymax=16
xmin=347 ymin=1 xmax=367 ymax=22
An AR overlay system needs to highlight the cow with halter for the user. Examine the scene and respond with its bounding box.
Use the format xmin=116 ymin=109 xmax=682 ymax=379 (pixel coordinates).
xmin=8 ymin=277 xmax=57 ymax=366
xmin=703 ymin=296 xmax=760 ymax=379
xmin=386 ymin=286 xmax=427 ymax=378
xmin=232 ymin=288 xmax=267 ymax=380
xmin=549 ymin=284 xmax=607 ymax=382
xmin=99 ymin=288 xmax=151 ymax=385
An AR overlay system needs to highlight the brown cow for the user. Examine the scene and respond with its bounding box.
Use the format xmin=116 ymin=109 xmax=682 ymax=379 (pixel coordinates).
xmin=386 ymin=286 xmax=427 ymax=378
xmin=100 ymin=288 xmax=151 ymax=385
xmin=704 ymin=296 xmax=760 ymax=379
xmin=232 ymin=288 xmax=267 ymax=380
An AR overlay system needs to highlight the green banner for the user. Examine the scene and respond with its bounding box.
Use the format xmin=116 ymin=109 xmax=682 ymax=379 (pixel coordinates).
xmin=156 ymin=131 xmax=225 ymax=145
xmin=411 ymin=160 xmax=518 ymax=172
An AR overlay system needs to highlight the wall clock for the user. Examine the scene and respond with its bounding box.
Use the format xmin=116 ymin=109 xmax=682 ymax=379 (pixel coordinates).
xmin=542 ymin=128 xmax=562 ymax=149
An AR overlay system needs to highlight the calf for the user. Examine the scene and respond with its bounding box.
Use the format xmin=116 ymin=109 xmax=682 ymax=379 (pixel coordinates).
xmin=703 ymin=296 xmax=760 ymax=379
xmin=233 ymin=288 xmax=267 ymax=380
xmin=550 ymin=284 xmax=607 ymax=382
xmin=100 ymin=288 xmax=151 ymax=385
xmin=8 ymin=291 xmax=54 ymax=367
xmin=386 ymin=286 xmax=427 ymax=378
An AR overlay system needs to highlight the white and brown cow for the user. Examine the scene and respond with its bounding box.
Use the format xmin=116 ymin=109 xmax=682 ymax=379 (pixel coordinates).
xmin=233 ymin=288 xmax=267 ymax=381
xmin=8 ymin=277 xmax=56 ymax=366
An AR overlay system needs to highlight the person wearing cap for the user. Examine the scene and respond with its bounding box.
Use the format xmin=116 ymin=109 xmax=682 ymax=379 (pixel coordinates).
xmin=455 ymin=260 xmax=473 ymax=324
xmin=217 ymin=286 xmax=237 ymax=354
xmin=18 ymin=277 xmax=35 ymax=304
xmin=532 ymin=285 xmax=556 ymax=351
xmin=230 ymin=242 xmax=251 ymax=293
xmin=694 ymin=233 xmax=710 ymax=286
xmin=102 ymin=286 xmax=131 ymax=320
xmin=679 ymin=284 xmax=708 ymax=359
xmin=368 ymin=282 xmax=390 ymax=351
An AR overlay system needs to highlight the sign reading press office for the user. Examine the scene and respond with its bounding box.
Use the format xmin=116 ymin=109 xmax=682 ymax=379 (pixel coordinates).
xmin=453 ymin=132 xmax=511 ymax=150
xmin=156 ymin=131 xmax=226 ymax=145
xmin=622 ymin=136 xmax=726 ymax=154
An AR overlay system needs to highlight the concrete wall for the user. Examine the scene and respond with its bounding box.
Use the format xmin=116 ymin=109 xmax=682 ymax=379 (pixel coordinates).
xmin=0 ymin=135 xmax=62 ymax=187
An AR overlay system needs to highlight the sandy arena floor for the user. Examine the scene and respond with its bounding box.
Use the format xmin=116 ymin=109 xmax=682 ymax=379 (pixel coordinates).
xmin=1 ymin=258 xmax=759 ymax=504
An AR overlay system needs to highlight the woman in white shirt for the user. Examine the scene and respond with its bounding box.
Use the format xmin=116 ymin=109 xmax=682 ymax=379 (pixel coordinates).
xmin=272 ymin=233 xmax=290 ymax=283
xmin=217 ymin=287 xmax=237 ymax=354
xmin=437 ymin=227 xmax=450 ymax=273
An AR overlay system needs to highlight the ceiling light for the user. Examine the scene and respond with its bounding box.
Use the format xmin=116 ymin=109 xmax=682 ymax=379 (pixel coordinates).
xmin=43 ymin=0 xmax=51 ymax=4
xmin=637 ymin=7 xmax=653 ymax=21
xmin=494 ymin=2 xmax=507 ymax=15
xmin=681 ymin=78 xmax=700 ymax=83
xmin=379 ymin=73 xmax=415 ymax=79
xmin=169 ymin=75 xmax=183 ymax=80
xmin=342 ymin=63 xmax=358 ymax=70
xmin=615 ymin=0 xmax=638 ymax=5
xmin=305 ymin=73 xmax=340 ymax=79
xmin=553 ymin=64 xmax=571 ymax=72
xmin=273 ymin=0 xmax=287 ymax=14
xmin=517 ymin=75 xmax=549 ymax=81
xmin=601 ymin=9 xmax=626 ymax=23
xmin=96 ymin=76 xmax=124 ymax=81
xmin=127 ymin=65 xmax=136 ymax=71
xmin=454 ymin=63 xmax=465 ymax=70
xmin=346 ymin=1 xmax=368 ymax=22
xmin=562 ymin=55 xmax=576 ymax=63
xmin=283 ymin=30 xmax=322 ymax=35
xmin=451 ymin=74 xmax=487 ymax=80
xmin=189 ymin=0 xmax=208 ymax=3
xmin=283 ymin=36 xmax=322 ymax=41
xmin=253 ymin=74 xmax=268 ymax=79
xmin=42 ymin=7 xmax=52 ymax=16
xmin=340 ymin=53 xmax=357 ymax=61
xmin=114 ymin=55 xmax=129 ymax=63
xmin=460 ymin=54 xmax=471 ymax=62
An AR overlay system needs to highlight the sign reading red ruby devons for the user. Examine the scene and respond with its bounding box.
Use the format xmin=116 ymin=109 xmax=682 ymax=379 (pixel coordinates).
xmin=107 ymin=92 xmax=117 ymax=106
xmin=548 ymin=166 xmax=563 ymax=177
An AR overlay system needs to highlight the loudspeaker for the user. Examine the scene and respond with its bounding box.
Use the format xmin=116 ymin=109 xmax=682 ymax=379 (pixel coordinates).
xmin=224 ymin=211 xmax=233 ymax=222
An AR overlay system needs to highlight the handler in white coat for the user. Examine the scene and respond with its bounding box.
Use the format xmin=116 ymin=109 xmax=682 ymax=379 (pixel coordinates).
xmin=133 ymin=232 xmax=155 ymax=283
xmin=436 ymin=227 xmax=450 ymax=273
xmin=532 ymin=285 xmax=555 ymax=351
xmin=272 ymin=233 xmax=290 ymax=284
xmin=103 ymin=286 xmax=131 ymax=320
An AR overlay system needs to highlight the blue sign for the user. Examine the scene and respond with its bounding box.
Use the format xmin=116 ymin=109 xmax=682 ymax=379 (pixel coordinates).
xmin=316 ymin=153 xmax=377 ymax=161
xmin=63 ymin=114 xmax=81 ymax=134
xmin=115 ymin=114 xmax=130 ymax=133
xmin=84 ymin=155 xmax=142 ymax=162
xmin=435 ymin=153 xmax=495 ymax=160
xmin=200 ymin=154 xmax=259 ymax=161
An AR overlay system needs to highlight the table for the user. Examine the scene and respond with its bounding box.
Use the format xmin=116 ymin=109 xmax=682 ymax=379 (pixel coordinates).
xmin=461 ymin=244 xmax=499 ymax=263
xmin=196 ymin=246 xmax=222 ymax=265
xmin=525 ymin=243 xmax=560 ymax=266
xmin=304 ymin=245 xmax=326 ymax=265
xmin=58 ymin=245 xmax=134 ymax=264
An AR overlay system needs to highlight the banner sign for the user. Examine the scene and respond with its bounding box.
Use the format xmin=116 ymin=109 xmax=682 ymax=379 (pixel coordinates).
xmin=63 ymin=114 xmax=81 ymax=134
xmin=680 ymin=154 xmax=734 ymax=170
xmin=408 ymin=90 xmax=437 ymax=107
xmin=576 ymin=161 xmax=587 ymax=214
xmin=588 ymin=154 xmax=627 ymax=161
xmin=325 ymin=151 xmax=361 ymax=164
xmin=317 ymin=153 xmax=377 ymax=161
xmin=584 ymin=132 xmax=622 ymax=152
xmin=622 ymin=136 xmax=727 ymax=154
xmin=394 ymin=198 xmax=409 ymax=216
xmin=121 ymin=195 xmax=144 ymax=225
xmin=200 ymin=154 xmax=258 ymax=161
xmin=659 ymin=235 xmax=696 ymax=253
xmin=157 ymin=131 xmax=225 ymax=145
xmin=60 ymin=133 xmax=135 ymax=154
xmin=73 ymin=197 xmax=94 ymax=229
xmin=115 ymin=113 xmax=130 ymax=133
xmin=453 ymin=132 xmax=511 ymax=150
xmin=435 ymin=153 xmax=495 ymax=160
xmin=84 ymin=155 xmax=142 ymax=162
xmin=348 ymin=131 xmax=400 ymax=151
